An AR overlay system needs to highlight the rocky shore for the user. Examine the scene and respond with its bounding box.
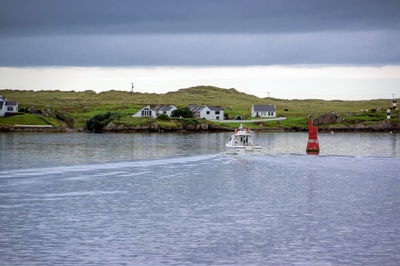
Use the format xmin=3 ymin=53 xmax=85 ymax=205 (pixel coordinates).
xmin=265 ymin=112 xmax=400 ymax=132
xmin=0 ymin=125 xmax=81 ymax=133
xmin=255 ymin=122 xmax=400 ymax=133
xmin=101 ymin=121 xmax=229 ymax=133
xmin=1 ymin=120 xmax=399 ymax=133
xmin=0 ymin=121 xmax=229 ymax=133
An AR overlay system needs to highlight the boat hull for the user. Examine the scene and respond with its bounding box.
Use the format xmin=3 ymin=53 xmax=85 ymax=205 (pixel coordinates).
xmin=225 ymin=145 xmax=262 ymax=154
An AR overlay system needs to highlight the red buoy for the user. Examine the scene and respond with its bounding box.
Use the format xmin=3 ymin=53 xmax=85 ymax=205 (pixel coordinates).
xmin=306 ymin=115 xmax=319 ymax=155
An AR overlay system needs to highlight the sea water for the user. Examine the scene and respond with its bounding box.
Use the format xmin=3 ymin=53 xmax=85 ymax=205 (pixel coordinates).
xmin=0 ymin=132 xmax=399 ymax=265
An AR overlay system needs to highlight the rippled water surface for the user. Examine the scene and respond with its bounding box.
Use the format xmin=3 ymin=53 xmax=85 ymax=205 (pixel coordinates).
xmin=1 ymin=132 xmax=400 ymax=265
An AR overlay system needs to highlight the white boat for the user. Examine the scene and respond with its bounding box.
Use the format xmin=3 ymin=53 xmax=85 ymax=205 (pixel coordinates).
xmin=225 ymin=124 xmax=262 ymax=154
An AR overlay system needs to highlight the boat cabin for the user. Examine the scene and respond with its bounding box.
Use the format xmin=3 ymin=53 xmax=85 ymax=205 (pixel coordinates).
xmin=227 ymin=128 xmax=254 ymax=146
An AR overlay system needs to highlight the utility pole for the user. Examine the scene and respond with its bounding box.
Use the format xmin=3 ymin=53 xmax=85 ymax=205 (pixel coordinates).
xmin=220 ymin=95 xmax=222 ymax=107
xmin=267 ymin=91 xmax=271 ymax=98
xmin=131 ymin=83 xmax=134 ymax=104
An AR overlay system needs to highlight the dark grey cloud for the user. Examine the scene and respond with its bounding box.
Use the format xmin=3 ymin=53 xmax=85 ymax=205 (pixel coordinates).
xmin=1 ymin=0 xmax=400 ymax=66
xmin=1 ymin=32 xmax=399 ymax=66
xmin=1 ymin=0 xmax=400 ymax=35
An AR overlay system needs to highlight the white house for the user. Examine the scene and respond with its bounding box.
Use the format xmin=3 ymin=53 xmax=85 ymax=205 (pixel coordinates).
xmin=251 ymin=104 xmax=276 ymax=118
xmin=0 ymin=95 xmax=18 ymax=117
xmin=208 ymin=107 xmax=224 ymax=121
xmin=132 ymin=105 xmax=157 ymax=118
xmin=188 ymin=105 xmax=224 ymax=121
xmin=155 ymin=105 xmax=177 ymax=117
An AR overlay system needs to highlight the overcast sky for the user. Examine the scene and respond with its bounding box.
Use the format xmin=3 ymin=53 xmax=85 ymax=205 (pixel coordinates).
xmin=1 ymin=0 xmax=400 ymax=99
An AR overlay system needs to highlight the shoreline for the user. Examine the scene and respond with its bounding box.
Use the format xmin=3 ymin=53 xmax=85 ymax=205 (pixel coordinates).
xmin=1 ymin=124 xmax=399 ymax=133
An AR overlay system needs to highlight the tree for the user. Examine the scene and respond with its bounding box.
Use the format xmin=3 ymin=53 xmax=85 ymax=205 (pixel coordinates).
xmin=157 ymin=114 xmax=170 ymax=121
xmin=171 ymin=107 xmax=194 ymax=118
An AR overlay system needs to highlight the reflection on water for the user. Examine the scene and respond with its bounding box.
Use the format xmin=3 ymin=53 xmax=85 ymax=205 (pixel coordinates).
xmin=0 ymin=132 xmax=399 ymax=169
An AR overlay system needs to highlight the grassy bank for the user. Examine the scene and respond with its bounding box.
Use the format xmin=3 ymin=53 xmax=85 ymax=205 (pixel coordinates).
xmin=0 ymin=113 xmax=60 ymax=126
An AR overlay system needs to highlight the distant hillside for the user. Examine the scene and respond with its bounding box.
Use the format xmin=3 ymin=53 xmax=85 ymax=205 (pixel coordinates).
xmin=0 ymin=86 xmax=393 ymax=115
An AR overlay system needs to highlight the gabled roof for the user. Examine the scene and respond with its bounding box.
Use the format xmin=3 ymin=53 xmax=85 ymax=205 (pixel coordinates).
xmin=188 ymin=104 xmax=208 ymax=113
xmin=5 ymin=101 xmax=18 ymax=106
xmin=209 ymin=106 xmax=224 ymax=111
xmin=139 ymin=105 xmax=154 ymax=111
xmin=156 ymin=105 xmax=176 ymax=112
xmin=253 ymin=104 xmax=275 ymax=112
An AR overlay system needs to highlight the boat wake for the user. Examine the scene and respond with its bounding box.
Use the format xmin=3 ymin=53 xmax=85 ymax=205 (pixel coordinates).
xmin=0 ymin=154 xmax=221 ymax=179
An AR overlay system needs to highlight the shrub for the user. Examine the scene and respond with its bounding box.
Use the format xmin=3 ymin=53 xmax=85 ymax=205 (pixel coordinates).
xmin=85 ymin=112 xmax=115 ymax=132
xmin=54 ymin=110 xmax=75 ymax=127
xmin=171 ymin=107 xmax=194 ymax=118
xmin=157 ymin=114 xmax=170 ymax=121
xmin=18 ymin=106 xmax=30 ymax=113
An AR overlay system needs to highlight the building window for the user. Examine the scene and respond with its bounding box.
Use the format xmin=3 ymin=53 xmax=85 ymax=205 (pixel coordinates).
xmin=215 ymin=111 xmax=220 ymax=114
xmin=206 ymin=111 xmax=210 ymax=114
xmin=216 ymin=116 xmax=219 ymax=120
xmin=141 ymin=108 xmax=152 ymax=117
xmin=7 ymin=107 xmax=13 ymax=111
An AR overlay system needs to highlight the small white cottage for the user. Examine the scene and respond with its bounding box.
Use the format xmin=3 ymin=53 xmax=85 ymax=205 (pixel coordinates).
xmin=0 ymin=95 xmax=18 ymax=117
xmin=251 ymin=104 xmax=276 ymax=118
xmin=132 ymin=105 xmax=157 ymax=118
xmin=188 ymin=105 xmax=224 ymax=121
xmin=155 ymin=105 xmax=177 ymax=117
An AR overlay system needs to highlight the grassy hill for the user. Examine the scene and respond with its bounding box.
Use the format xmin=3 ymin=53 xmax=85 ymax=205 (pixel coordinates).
xmin=0 ymin=86 xmax=396 ymax=128
xmin=1 ymin=85 xmax=393 ymax=113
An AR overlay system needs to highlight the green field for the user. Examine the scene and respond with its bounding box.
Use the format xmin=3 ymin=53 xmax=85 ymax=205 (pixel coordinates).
xmin=0 ymin=86 xmax=396 ymax=129
xmin=0 ymin=113 xmax=60 ymax=126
